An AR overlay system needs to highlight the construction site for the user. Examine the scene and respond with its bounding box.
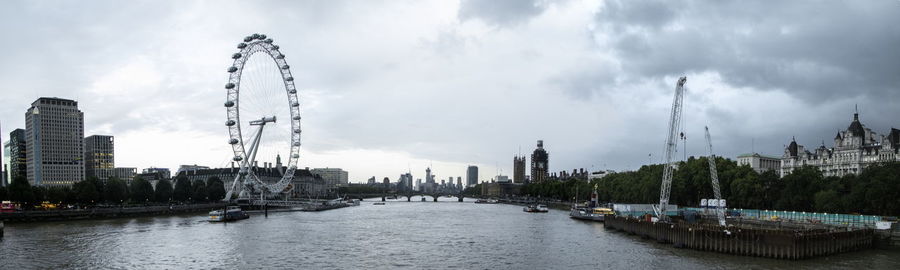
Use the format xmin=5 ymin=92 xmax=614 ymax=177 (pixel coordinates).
xmin=603 ymin=77 xmax=899 ymax=259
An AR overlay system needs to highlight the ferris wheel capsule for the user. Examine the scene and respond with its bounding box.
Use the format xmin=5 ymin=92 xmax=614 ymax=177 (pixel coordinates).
xmin=224 ymin=101 xmax=234 ymax=107
xmin=225 ymin=83 xmax=235 ymax=89
xmin=237 ymin=43 xmax=247 ymax=49
xmin=258 ymin=34 xmax=267 ymax=40
xmin=232 ymin=53 xmax=242 ymax=59
xmin=243 ymin=36 xmax=253 ymax=42
xmin=228 ymin=66 xmax=238 ymax=72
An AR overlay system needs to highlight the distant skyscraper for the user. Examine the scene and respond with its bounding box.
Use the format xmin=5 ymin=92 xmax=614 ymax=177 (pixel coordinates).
xmin=530 ymin=140 xmax=549 ymax=183
xmin=456 ymin=177 xmax=462 ymax=189
xmin=26 ymin=98 xmax=85 ymax=187
xmin=84 ymin=135 xmax=114 ymax=181
xmin=466 ymin=165 xmax=478 ymax=186
xmin=513 ymin=155 xmax=526 ymax=183
xmin=6 ymin=129 xmax=26 ymax=182
xmin=114 ymin=167 xmax=137 ymax=185
xmin=399 ymin=172 xmax=413 ymax=191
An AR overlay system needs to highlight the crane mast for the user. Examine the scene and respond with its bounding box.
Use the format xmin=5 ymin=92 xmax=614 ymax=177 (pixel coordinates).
xmin=705 ymin=126 xmax=727 ymax=226
xmin=655 ymin=76 xmax=687 ymax=222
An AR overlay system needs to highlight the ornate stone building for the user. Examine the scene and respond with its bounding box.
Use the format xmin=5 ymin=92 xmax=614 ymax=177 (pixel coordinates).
xmin=781 ymin=112 xmax=900 ymax=177
xmin=530 ymin=140 xmax=549 ymax=183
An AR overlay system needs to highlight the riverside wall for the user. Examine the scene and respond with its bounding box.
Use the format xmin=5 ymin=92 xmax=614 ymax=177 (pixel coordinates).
xmin=604 ymin=215 xmax=874 ymax=260
xmin=0 ymin=203 xmax=227 ymax=223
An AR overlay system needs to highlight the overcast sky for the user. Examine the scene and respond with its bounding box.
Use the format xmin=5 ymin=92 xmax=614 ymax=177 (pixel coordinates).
xmin=1 ymin=0 xmax=898 ymax=183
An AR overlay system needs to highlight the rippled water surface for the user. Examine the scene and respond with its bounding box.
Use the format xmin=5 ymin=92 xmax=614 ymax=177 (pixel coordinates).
xmin=3 ymin=197 xmax=900 ymax=269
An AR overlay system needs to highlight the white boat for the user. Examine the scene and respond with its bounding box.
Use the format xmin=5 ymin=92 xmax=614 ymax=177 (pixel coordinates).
xmin=209 ymin=206 xmax=250 ymax=222
xmin=524 ymin=204 xmax=549 ymax=213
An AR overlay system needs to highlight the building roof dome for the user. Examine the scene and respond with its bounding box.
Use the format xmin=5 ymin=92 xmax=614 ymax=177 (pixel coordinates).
xmin=788 ymin=137 xmax=799 ymax=157
xmin=848 ymin=113 xmax=865 ymax=137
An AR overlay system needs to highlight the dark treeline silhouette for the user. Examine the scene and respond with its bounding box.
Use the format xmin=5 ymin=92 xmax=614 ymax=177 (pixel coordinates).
xmin=519 ymin=158 xmax=900 ymax=217
xmin=0 ymin=175 xmax=227 ymax=209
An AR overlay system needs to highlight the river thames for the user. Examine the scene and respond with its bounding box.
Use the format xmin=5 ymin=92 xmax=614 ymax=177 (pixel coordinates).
xmin=2 ymin=197 xmax=899 ymax=269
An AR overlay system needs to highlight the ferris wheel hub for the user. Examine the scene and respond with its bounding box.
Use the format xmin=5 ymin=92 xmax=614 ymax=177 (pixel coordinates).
xmin=250 ymin=116 xmax=276 ymax=126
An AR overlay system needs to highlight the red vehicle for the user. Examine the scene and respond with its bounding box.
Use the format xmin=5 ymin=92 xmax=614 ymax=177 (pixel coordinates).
xmin=1 ymin=201 xmax=17 ymax=212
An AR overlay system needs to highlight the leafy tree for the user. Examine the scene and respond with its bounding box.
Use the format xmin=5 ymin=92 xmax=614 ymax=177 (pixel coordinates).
xmin=191 ymin=180 xmax=208 ymax=202
xmin=206 ymin=177 xmax=226 ymax=201
xmin=814 ymin=189 xmax=842 ymax=213
xmin=31 ymin=186 xmax=48 ymax=205
xmin=776 ymin=166 xmax=823 ymax=212
xmin=73 ymin=180 xmax=100 ymax=204
xmin=8 ymin=175 xmax=35 ymax=206
xmin=130 ymin=176 xmax=155 ymax=203
xmin=85 ymin=176 xmax=104 ymax=202
xmin=104 ymin=177 xmax=128 ymax=204
xmin=172 ymin=176 xmax=192 ymax=202
xmin=47 ymin=186 xmax=70 ymax=204
xmin=154 ymin=179 xmax=173 ymax=203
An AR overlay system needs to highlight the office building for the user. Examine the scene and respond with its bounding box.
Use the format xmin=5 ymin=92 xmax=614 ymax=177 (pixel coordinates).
xmin=177 ymin=164 xmax=211 ymax=175
xmin=26 ymin=97 xmax=85 ymax=187
xmin=737 ymin=153 xmax=781 ymax=174
xmin=84 ymin=135 xmax=114 ymax=180
xmin=8 ymin=129 xmax=27 ymax=182
xmin=114 ymin=167 xmax=137 ymax=185
xmin=142 ymin=167 xmax=171 ymax=179
xmin=311 ymin=168 xmax=349 ymax=187
xmin=466 ymin=165 xmax=478 ymax=187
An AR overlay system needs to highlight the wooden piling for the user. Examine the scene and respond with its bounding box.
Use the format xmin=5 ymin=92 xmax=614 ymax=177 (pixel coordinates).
xmin=602 ymin=215 xmax=873 ymax=260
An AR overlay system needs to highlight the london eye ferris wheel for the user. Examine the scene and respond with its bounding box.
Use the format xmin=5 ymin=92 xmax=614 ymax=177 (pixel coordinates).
xmin=223 ymin=33 xmax=301 ymax=200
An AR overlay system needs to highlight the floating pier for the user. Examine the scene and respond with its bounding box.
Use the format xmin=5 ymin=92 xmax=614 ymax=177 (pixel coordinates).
xmin=604 ymin=215 xmax=874 ymax=259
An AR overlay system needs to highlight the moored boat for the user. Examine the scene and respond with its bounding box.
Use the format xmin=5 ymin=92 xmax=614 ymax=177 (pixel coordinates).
xmin=209 ymin=206 xmax=250 ymax=222
xmin=524 ymin=204 xmax=549 ymax=213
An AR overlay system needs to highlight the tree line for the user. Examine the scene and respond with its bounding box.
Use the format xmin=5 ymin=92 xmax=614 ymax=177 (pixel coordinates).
xmin=0 ymin=174 xmax=228 ymax=209
xmin=519 ymin=157 xmax=900 ymax=217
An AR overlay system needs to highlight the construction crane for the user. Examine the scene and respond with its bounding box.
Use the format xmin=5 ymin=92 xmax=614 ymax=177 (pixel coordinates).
xmin=655 ymin=76 xmax=687 ymax=222
xmin=705 ymin=126 xmax=727 ymax=226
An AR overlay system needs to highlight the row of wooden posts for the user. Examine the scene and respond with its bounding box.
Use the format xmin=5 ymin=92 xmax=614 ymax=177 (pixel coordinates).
xmin=603 ymin=215 xmax=874 ymax=260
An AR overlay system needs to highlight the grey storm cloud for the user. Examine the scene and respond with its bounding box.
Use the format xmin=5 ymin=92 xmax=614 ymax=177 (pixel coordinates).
xmin=594 ymin=0 xmax=900 ymax=103
xmin=1 ymin=0 xmax=898 ymax=180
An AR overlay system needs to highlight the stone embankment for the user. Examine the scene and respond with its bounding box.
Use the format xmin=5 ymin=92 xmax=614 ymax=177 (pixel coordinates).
xmin=0 ymin=203 xmax=226 ymax=223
